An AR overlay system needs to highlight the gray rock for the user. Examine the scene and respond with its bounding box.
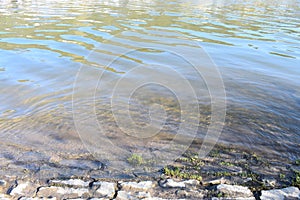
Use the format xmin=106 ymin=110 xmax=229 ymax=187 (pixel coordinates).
xmin=216 ymin=184 xmax=254 ymax=198
xmin=260 ymin=186 xmax=300 ymax=200
xmin=93 ymin=181 xmax=116 ymax=198
xmin=49 ymin=179 xmax=90 ymax=187
xmin=176 ymin=189 xmax=206 ymax=199
xmin=0 ymin=180 xmax=7 ymax=195
xmin=120 ymin=181 xmax=154 ymax=191
xmin=0 ymin=180 xmax=6 ymax=186
xmin=204 ymin=177 xmax=227 ymax=186
xmin=115 ymin=191 xmax=133 ymax=200
xmin=9 ymin=181 xmax=30 ymax=196
xmin=116 ymin=191 xmax=152 ymax=200
xmin=160 ymin=179 xmax=185 ymax=188
xmin=262 ymin=178 xmax=277 ymax=187
xmin=159 ymin=179 xmax=199 ymax=188
xmin=0 ymin=194 xmax=10 ymax=200
xmin=37 ymin=186 xmax=89 ymax=199
xmin=19 ymin=198 xmax=57 ymax=200
xmin=212 ymin=198 xmax=255 ymax=200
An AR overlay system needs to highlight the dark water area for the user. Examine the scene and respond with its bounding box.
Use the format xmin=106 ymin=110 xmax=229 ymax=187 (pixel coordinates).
xmin=0 ymin=0 xmax=299 ymax=178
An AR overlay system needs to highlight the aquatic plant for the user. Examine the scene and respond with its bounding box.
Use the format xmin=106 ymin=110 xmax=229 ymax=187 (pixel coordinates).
xmin=127 ymin=154 xmax=144 ymax=166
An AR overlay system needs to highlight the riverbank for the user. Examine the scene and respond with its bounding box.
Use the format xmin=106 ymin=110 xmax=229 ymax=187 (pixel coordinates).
xmin=1 ymin=144 xmax=299 ymax=199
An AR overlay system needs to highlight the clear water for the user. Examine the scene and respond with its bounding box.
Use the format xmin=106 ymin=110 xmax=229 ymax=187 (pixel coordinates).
xmin=0 ymin=0 xmax=299 ymax=178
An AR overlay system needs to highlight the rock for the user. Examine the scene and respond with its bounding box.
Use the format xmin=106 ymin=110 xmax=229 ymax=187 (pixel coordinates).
xmin=176 ymin=189 xmax=206 ymax=199
xmin=115 ymin=191 xmax=132 ymax=200
xmin=262 ymin=178 xmax=277 ymax=187
xmin=159 ymin=179 xmax=199 ymax=188
xmin=216 ymin=184 xmax=254 ymax=198
xmin=0 ymin=180 xmax=6 ymax=186
xmin=211 ymin=198 xmax=254 ymax=200
xmin=19 ymin=198 xmax=57 ymax=200
xmin=183 ymin=179 xmax=200 ymax=186
xmin=160 ymin=179 xmax=185 ymax=188
xmin=204 ymin=177 xmax=227 ymax=186
xmin=0 ymin=180 xmax=7 ymax=194
xmin=120 ymin=181 xmax=154 ymax=191
xmin=93 ymin=181 xmax=116 ymax=198
xmin=9 ymin=182 xmax=37 ymax=197
xmin=37 ymin=186 xmax=89 ymax=199
xmin=116 ymin=191 xmax=151 ymax=200
xmin=260 ymin=186 xmax=300 ymax=200
xmin=49 ymin=179 xmax=90 ymax=187
xmin=136 ymin=191 xmax=151 ymax=198
xmin=0 ymin=194 xmax=10 ymax=200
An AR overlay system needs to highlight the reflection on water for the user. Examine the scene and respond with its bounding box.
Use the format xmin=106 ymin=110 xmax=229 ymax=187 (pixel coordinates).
xmin=0 ymin=0 xmax=299 ymax=178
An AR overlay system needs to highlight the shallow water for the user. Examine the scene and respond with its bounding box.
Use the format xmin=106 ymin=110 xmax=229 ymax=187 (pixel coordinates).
xmin=0 ymin=0 xmax=299 ymax=178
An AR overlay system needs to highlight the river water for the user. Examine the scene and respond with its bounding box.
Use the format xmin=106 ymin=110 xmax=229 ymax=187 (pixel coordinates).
xmin=0 ymin=0 xmax=299 ymax=178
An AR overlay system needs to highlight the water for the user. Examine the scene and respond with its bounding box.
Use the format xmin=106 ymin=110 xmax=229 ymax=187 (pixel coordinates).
xmin=0 ymin=0 xmax=299 ymax=178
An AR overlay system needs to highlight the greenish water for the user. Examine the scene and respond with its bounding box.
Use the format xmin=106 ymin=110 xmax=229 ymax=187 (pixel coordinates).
xmin=0 ymin=0 xmax=299 ymax=177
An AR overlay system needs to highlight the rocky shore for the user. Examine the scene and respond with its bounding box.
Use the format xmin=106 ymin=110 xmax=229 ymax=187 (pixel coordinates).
xmin=1 ymin=145 xmax=300 ymax=199
xmin=0 ymin=177 xmax=299 ymax=199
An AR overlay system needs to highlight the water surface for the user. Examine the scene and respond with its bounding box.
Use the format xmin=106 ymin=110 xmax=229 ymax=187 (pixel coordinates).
xmin=0 ymin=0 xmax=299 ymax=178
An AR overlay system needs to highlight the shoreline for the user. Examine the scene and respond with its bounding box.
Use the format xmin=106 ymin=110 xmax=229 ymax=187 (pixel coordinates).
xmin=1 ymin=144 xmax=299 ymax=199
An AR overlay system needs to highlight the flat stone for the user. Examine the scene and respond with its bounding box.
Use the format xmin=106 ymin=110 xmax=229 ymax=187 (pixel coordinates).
xmin=183 ymin=179 xmax=200 ymax=186
xmin=49 ymin=179 xmax=90 ymax=187
xmin=37 ymin=186 xmax=89 ymax=198
xmin=176 ymin=189 xmax=206 ymax=199
xmin=94 ymin=181 xmax=116 ymax=198
xmin=0 ymin=194 xmax=10 ymax=200
xmin=135 ymin=191 xmax=151 ymax=198
xmin=211 ymin=198 xmax=255 ymax=200
xmin=159 ymin=179 xmax=199 ymax=188
xmin=260 ymin=186 xmax=300 ymax=200
xmin=160 ymin=179 xmax=185 ymax=188
xmin=116 ymin=190 xmax=152 ymax=200
xmin=115 ymin=191 xmax=132 ymax=200
xmin=203 ymin=177 xmax=227 ymax=186
xmin=120 ymin=181 xmax=154 ymax=191
xmin=19 ymin=198 xmax=57 ymax=200
xmin=216 ymin=184 xmax=253 ymax=198
xmin=9 ymin=182 xmax=30 ymax=196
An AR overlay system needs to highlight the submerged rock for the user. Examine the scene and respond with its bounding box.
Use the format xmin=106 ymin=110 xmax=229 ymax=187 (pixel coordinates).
xmin=260 ymin=186 xmax=300 ymax=200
